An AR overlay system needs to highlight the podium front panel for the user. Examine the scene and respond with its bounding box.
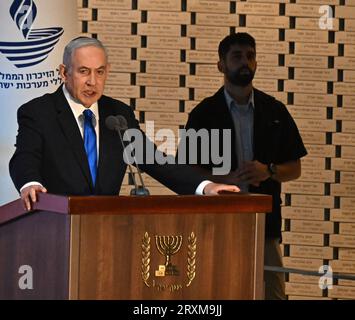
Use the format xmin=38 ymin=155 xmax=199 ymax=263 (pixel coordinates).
xmin=73 ymin=212 xmax=264 ymax=300
xmin=0 ymin=211 xmax=70 ymax=299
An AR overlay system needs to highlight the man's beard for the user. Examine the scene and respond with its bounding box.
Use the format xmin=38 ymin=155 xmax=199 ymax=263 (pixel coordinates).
xmin=226 ymin=66 xmax=255 ymax=87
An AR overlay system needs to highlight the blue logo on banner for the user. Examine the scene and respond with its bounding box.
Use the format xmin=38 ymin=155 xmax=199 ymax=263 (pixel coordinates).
xmin=0 ymin=0 xmax=64 ymax=68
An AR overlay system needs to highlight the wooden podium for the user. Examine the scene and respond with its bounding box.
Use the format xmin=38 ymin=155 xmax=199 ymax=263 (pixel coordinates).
xmin=0 ymin=193 xmax=271 ymax=300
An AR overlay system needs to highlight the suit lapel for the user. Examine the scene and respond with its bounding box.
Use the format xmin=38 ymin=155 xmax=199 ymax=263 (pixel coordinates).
xmin=53 ymin=86 xmax=94 ymax=190
xmin=95 ymin=99 xmax=123 ymax=194
xmin=212 ymin=87 xmax=235 ymax=129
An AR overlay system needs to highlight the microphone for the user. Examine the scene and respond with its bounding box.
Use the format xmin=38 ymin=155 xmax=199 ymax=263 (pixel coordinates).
xmin=106 ymin=114 xmax=128 ymax=131
xmin=105 ymin=115 xmax=150 ymax=196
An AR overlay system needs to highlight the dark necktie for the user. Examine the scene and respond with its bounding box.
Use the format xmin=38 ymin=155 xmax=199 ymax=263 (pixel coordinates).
xmin=83 ymin=109 xmax=97 ymax=185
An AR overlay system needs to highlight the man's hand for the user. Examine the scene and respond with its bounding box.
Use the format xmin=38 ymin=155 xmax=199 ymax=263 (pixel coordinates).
xmin=235 ymin=160 xmax=270 ymax=187
xmin=203 ymin=183 xmax=240 ymax=195
xmin=21 ymin=185 xmax=47 ymax=211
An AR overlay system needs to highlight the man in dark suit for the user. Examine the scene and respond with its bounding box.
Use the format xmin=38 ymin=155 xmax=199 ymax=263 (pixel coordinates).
xmin=9 ymin=37 xmax=239 ymax=211
xmin=179 ymin=33 xmax=307 ymax=299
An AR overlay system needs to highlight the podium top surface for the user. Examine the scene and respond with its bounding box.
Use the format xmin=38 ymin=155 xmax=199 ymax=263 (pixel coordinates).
xmin=0 ymin=192 xmax=272 ymax=225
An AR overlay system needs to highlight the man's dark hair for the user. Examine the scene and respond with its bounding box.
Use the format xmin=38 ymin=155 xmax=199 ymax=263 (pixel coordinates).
xmin=218 ymin=33 xmax=256 ymax=60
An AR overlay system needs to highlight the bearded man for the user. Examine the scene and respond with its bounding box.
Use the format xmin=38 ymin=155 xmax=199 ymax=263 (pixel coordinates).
xmin=180 ymin=33 xmax=307 ymax=299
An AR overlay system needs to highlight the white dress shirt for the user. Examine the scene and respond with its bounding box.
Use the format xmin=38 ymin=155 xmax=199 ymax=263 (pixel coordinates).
xmin=62 ymin=85 xmax=99 ymax=145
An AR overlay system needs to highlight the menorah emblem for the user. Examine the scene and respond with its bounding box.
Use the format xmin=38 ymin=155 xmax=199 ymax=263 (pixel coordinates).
xmin=155 ymin=235 xmax=182 ymax=276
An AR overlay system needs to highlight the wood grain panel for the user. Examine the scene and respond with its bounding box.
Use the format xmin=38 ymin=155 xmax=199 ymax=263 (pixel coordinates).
xmin=0 ymin=211 xmax=70 ymax=299
xmin=77 ymin=212 xmax=262 ymax=300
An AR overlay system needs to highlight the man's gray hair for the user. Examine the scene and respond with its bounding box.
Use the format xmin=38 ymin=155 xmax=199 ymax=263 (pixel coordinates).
xmin=63 ymin=37 xmax=108 ymax=70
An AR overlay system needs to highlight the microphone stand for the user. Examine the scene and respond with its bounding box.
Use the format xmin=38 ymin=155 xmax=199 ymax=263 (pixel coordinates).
xmin=115 ymin=124 xmax=150 ymax=196
xmin=106 ymin=115 xmax=150 ymax=196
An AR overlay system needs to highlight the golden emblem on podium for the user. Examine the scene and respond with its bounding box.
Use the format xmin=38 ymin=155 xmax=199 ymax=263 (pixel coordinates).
xmin=141 ymin=232 xmax=196 ymax=290
xmin=155 ymin=235 xmax=182 ymax=276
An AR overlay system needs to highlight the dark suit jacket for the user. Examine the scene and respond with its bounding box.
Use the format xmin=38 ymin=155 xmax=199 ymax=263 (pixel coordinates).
xmin=182 ymin=86 xmax=307 ymax=238
xmin=9 ymin=86 xmax=204 ymax=196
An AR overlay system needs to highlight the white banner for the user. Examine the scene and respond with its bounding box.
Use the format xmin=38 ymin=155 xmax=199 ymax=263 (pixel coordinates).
xmin=0 ymin=0 xmax=78 ymax=204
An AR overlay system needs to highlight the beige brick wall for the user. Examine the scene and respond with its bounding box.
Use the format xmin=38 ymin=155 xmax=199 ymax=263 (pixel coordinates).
xmin=77 ymin=0 xmax=355 ymax=299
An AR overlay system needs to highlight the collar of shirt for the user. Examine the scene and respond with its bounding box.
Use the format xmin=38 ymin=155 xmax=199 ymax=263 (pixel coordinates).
xmin=224 ymin=87 xmax=255 ymax=112
xmin=62 ymin=85 xmax=99 ymax=135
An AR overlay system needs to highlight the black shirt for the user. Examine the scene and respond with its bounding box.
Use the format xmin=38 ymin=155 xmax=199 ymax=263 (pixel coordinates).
xmin=181 ymin=86 xmax=308 ymax=239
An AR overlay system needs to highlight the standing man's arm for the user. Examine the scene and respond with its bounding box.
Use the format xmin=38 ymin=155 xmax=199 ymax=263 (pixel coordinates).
xmin=234 ymin=100 xmax=306 ymax=187
xmin=235 ymin=159 xmax=301 ymax=187
xmin=125 ymin=107 xmax=239 ymax=195
xmin=9 ymin=103 xmax=47 ymax=210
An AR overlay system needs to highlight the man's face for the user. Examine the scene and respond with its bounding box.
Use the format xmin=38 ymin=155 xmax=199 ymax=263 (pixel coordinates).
xmin=60 ymin=46 xmax=109 ymax=107
xmin=218 ymin=44 xmax=257 ymax=87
